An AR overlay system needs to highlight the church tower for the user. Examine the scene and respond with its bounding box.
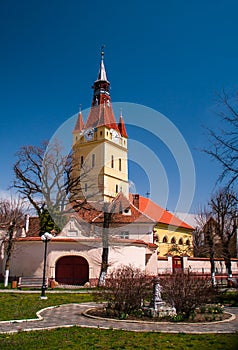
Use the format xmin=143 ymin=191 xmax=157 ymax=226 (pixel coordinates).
xmin=72 ymin=50 xmax=129 ymax=202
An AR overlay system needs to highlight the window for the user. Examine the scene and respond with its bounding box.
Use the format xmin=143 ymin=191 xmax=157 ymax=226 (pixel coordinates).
xmin=85 ymin=183 xmax=88 ymax=192
xmin=80 ymin=156 xmax=84 ymax=167
xmin=116 ymin=184 xmax=118 ymax=193
xmin=119 ymin=158 xmax=122 ymax=171
xmin=171 ymin=237 xmax=176 ymax=244
xmin=92 ymin=154 xmax=95 ymax=168
xmin=100 ymin=131 xmax=103 ymax=136
xmin=120 ymin=231 xmax=129 ymax=239
xmin=186 ymin=239 xmax=190 ymax=246
xmin=162 ymin=236 xmax=168 ymax=243
xmin=111 ymin=155 xmax=114 ymax=168
xmin=178 ymin=238 xmax=183 ymax=245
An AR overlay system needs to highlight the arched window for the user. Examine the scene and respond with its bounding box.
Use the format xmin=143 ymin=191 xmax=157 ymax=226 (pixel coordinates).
xmin=171 ymin=237 xmax=176 ymax=244
xmin=178 ymin=238 xmax=183 ymax=245
xmin=162 ymin=236 xmax=168 ymax=243
xmin=186 ymin=239 xmax=190 ymax=246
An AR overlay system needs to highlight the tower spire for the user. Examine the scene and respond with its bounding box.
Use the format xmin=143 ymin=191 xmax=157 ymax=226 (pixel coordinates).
xmin=97 ymin=45 xmax=108 ymax=82
xmin=85 ymin=48 xmax=119 ymax=132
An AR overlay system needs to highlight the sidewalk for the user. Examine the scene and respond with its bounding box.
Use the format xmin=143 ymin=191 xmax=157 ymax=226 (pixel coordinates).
xmin=0 ymin=303 xmax=237 ymax=334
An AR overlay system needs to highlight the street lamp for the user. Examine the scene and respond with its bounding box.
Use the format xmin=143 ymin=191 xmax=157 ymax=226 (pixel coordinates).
xmin=40 ymin=232 xmax=53 ymax=299
xmin=234 ymin=209 xmax=238 ymax=259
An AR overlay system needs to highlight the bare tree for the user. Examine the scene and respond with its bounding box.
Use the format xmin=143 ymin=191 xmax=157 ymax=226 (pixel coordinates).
xmin=0 ymin=197 xmax=26 ymax=286
xmin=209 ymin=188 xmax=237 ymax=277
xmin=205 ymin=90 xmax=238 ymax=188
xmin=194 ymin=210 xmax=222 ymax=285
xmin=13 ymin=141 xmax=85 ymax=234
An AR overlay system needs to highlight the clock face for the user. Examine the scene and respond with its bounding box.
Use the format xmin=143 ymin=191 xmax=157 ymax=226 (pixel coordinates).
xmin=84 ymin=128 xmax=94 ymax=141
xmin=110 ymin=129 xmax=120 ymax=143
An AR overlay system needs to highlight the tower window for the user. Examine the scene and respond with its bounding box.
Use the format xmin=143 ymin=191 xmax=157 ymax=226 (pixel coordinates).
xmin=100 ymin=131 xmax=103 ymax=136
xmin=80 ymin=156 xmax=84 ymax=167
xmin=119 ymin=158 xmax=122 ymax=171
xmin=162 ymin=236 xmax=168 ymax=243
xmin=116 ymin=184 xmax=118 ymax=193
xmin=178 ymin=238 xmax=183 ymax=245
xmin=92 ymin=154 xmax=95 ymax=168
xmin=111 ymin=155 xmax=114 ymax=168
xmin=186 ymin=239 xmax=190 ymax=246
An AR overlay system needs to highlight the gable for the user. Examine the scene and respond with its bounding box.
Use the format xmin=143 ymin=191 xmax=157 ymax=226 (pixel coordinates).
xmin=59 ymin=217 xmax=92 ymax=238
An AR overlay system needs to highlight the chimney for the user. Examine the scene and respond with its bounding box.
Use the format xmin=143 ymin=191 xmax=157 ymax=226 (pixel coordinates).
xmin=132 ymin=194 xmax=140 ymax=209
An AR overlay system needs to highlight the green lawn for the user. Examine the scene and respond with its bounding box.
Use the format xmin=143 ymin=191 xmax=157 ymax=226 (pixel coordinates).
xmin=0 ymin=327 xmax=237 ymax=349
xmin=0 ymin=293 xmax=94 ymax=321
xmin=0 ymin=292 xmax=237 ymax=349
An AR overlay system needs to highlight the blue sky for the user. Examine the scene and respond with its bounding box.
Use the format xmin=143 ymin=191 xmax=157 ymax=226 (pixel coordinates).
xmin=0 ymin=0 xmax=237 ymax=213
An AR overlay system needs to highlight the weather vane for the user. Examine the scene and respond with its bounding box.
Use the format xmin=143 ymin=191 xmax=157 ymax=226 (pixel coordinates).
xmin=101 ymin=44 xmax=105 ymax=59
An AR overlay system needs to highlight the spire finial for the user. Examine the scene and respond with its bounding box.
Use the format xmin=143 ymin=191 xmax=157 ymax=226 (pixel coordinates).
xmin=101 ymin=44 xmax=105 ymax=60
xmin=120 ymin=107 xmax=123 ymax=117
xmin=79 ymin=104 xmax=82 ymax=113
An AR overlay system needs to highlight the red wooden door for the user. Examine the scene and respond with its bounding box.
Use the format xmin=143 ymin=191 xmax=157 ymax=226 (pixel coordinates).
xmin=56 ymin=256 xmax=89 ymax=285
xmin=172 ymin=256 xmax=183 ymax=273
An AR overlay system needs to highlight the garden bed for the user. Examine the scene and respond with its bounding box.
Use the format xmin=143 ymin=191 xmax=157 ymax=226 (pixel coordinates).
xmin=86 ymin=304 xmax=231 ymax=323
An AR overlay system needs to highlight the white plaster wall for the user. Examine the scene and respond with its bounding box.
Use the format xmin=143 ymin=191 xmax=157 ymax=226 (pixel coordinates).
xmin=9 ymin=241 xmax=150 ymax=280
xmin=157 ymin=258 xmax=172 ymax=274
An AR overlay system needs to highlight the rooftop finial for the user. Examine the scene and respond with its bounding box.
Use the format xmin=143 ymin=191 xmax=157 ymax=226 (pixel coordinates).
xmin=101 ymin=44 xmax=105 ymax=60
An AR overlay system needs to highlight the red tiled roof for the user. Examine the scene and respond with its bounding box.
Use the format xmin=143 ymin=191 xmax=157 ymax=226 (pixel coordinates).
xmin=130 ymin=194 xmax=194 ymax=230
xmin=85 ymin=104 xmax=120 ymax=132
xmin=91 ymin=192 xmax=155 ymax=224
xmin=73 ymin=111 xmax=84 ymax=133
xmin=118 ymin=115 xmax=128 ymax=138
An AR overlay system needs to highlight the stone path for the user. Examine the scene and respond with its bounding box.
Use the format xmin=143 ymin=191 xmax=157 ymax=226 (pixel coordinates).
xmin=0 ymin=303 xmax=237 ymax=334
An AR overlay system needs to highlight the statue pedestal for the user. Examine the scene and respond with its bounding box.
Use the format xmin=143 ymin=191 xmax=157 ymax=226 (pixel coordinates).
xmin=150 ymin=301 xmax=176 ymax=318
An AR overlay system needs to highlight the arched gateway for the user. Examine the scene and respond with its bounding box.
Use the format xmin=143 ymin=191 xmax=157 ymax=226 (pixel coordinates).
xmin=55 ymin=256 xmax=89 ymax=285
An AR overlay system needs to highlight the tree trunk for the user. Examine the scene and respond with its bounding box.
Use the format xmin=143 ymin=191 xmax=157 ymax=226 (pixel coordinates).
xmin=4 ymin=259 xmax=10 ymax=287
xmin=223 ymin=245 xmax=232 ymax=277
xmin=207 ymin=228 xmax=216 ymax=286
xmin=4 ymin=224 xmax=14 ymax=287
xmin=98 ymin=211 xmax=111 ymax=286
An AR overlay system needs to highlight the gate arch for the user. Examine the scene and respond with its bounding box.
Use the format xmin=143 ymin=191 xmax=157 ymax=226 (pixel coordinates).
xmin=55 ymin=256 xmax=89 ymax=285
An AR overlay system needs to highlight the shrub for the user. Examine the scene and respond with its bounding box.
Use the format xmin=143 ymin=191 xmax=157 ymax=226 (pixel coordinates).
xmin=99 ymin=265 xmax=153 ymax=316
xmin=159 ymin=271 xmax=216 ymax=318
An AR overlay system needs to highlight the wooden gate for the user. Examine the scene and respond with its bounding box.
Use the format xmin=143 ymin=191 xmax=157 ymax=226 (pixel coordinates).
xmin=55 ymin=256 xmax=89 ymax=285
xmin=172 ymin=256 xmax=183 ymax=273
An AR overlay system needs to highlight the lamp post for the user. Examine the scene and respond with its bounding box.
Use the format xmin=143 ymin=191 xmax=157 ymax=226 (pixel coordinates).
xmin=234 ymin=209 xmax=238 ymax=259
xmin=40 ymin=232 xmax=53 ymax=299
